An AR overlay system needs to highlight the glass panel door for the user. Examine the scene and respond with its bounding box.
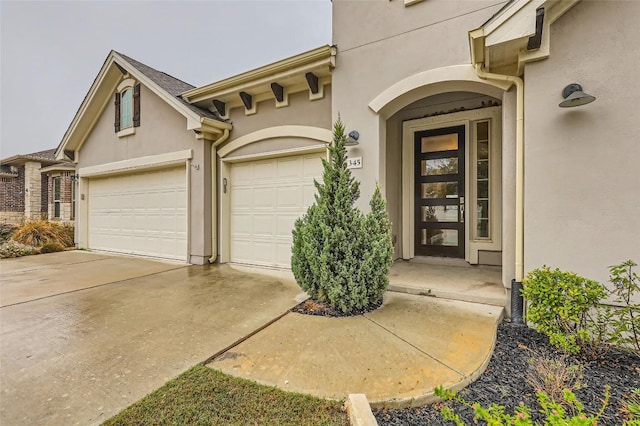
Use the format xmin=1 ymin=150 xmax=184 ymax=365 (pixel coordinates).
xmin=414 ymin=126 xmax=465 ymax=258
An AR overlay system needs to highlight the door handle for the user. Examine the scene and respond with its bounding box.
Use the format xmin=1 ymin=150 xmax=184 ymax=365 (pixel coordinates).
xmin=459 ymin=197 xmax=465 ymax=223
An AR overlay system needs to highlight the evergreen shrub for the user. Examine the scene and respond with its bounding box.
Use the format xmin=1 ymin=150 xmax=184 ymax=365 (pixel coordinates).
xmin=291 ymin=118 xmax=394 ymax=313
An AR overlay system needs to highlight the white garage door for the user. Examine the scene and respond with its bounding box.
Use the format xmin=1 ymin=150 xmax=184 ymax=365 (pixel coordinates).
xmin=230 ymin=153 xmax=324 ymax=268
xmin=88 ymin=166 xmax=188 ymax=261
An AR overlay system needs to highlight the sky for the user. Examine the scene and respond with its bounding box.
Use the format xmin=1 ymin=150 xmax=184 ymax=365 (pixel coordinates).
xmin=0 ymin=0 xmax=332 ymax=159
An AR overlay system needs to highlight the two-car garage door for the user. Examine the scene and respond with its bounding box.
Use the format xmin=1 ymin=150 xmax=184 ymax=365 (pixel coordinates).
xmin=87 ymin=166 xmax=188 ymax=261
xmin=230 ymin=153 xmax=323 ymax=268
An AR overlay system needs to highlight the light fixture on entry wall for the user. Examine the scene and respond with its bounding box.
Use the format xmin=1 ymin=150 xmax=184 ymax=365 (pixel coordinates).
xmin=559 ymin=83 xmax=596 ymax=108
xmin=346 ymin=130 xmax=360 ymax=146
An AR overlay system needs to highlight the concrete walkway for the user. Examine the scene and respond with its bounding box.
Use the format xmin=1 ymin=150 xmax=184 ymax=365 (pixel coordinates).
xmin=208 ymin=292 xmax=503 ymax=407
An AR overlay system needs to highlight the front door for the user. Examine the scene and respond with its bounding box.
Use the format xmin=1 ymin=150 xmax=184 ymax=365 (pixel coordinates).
xmin=414 ymin=126 xmax=465 ymax=258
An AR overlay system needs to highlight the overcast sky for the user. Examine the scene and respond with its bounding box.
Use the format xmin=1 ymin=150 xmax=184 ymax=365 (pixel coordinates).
xmin=0 ymin=0 xmax=332 ymax=159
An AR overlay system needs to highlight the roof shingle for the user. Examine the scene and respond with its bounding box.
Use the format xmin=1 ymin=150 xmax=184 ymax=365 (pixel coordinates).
xmin=116 ymin=52 xmax=224 ymax=121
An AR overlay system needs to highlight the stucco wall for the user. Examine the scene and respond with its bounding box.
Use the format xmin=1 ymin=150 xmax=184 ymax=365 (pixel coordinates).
xmin=332 ymin=0 xmax=504 ymax=206
xmin=78 ymin=83 xmax=213 ymax=264
xmin=523 ymin=1 xmax=640 ymax=284
xmin=224 ymin=87 xmax=332 ymax=143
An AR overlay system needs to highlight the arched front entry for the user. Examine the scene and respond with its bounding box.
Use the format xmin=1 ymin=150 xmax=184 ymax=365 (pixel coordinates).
xmin=368 ymin=65 xmax=513 ymax=267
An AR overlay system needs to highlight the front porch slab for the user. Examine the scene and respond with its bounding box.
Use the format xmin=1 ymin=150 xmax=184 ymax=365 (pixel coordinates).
xmin=389 ymin=259 xmax=506 ymax=307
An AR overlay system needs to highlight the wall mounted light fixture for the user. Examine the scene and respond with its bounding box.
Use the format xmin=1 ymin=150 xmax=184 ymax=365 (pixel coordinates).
xmin=346 ymin=130 xmax=360 ymax=146
xmin=559 ymin=83 xmax=596 ymax=108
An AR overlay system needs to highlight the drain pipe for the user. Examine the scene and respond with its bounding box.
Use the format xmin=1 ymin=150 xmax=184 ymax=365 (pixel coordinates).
xmin=209 ymin=128 xmax=230 ymax=263
xmin=474 ymin=64 xmax=525 ymax=324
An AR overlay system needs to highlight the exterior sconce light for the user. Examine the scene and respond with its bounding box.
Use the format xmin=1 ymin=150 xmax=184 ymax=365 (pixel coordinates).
xmin=559 ymin=83 xmax=596 ymax=108
xmin=346 ymin=130 xmax=360 ymax=146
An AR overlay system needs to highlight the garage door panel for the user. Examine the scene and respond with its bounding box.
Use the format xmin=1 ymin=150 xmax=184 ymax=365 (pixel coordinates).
xmin=231 ymin=213 xmax=253 ymax=235
xmin=277 ymin=185 xmax=303 ymax=208
xmin=230 ymin=152 xmax=323 ymax=268
xmin=253 ymin=187 xmax=276 ymax=208
xmin=253 ymin=214 xmax=276 ymax=237
xmin=88 ymin=166 xmax=187 ymax=261
xmin=277 ymin=157 xmax=302 ymax=178
xmin=303 ymin=155 xmax=324 ymax=177
xmin=254 ymin=160 xmax=277 ymax=180
xmin=231 ymin=187 xmax=253 ymax=209
xmin=253 ymin=241 xmax=276 ymax=264
xmin=276 ymin=214 xmax=299 ymax=237
xmin=276 ymin=242 xmax=293 ymax=267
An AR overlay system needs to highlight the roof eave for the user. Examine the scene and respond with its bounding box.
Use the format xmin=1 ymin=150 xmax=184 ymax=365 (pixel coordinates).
xmin=182 ymin=45 xmax=336 ymax=103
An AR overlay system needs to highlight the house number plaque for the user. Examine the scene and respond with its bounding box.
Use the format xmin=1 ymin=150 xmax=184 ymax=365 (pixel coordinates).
xmin=347 ymin=157 xmax=363 ymax=169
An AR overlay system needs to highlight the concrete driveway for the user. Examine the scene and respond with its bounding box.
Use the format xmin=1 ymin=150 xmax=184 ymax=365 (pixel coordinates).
xmin=0 ymin=251 xmax=304 ymax=425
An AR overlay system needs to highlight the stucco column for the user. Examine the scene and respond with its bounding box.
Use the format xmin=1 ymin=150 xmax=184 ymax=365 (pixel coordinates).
xmin=23 ymin=161 xmax=42 ymax=220
xmin=188 ymin=140 xmax=213 ymax=265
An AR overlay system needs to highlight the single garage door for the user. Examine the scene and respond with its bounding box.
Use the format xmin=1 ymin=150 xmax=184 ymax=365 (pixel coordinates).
xmin=230 ymin=152 xmax=324 ymax=268
xmin=88 ymin=166 xmax=188 ymax=261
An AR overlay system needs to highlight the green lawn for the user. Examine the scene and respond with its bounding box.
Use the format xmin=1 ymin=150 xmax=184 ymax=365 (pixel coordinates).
xmin=102 ymin=365 xmax=348 ymax=426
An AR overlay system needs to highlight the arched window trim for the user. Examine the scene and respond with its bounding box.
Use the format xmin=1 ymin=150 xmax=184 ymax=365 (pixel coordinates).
xmin=114 ymin=78 xmax=140 ymax=136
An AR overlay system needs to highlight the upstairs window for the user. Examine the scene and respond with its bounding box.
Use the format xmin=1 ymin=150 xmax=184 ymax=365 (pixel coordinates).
xmin=114 ymin=81 xmax=141 ymax=133
xmin=120 ymin=88 xmax=133 ymax=129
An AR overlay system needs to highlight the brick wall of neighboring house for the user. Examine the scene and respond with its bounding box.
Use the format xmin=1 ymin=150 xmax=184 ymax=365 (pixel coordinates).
xmin=0 ymin=165 xmax=26 ymax=224
xmin=0 ymin=166 xmax=25 ymax=212
xmin=47 ymin=171 xmax=74 ymax=222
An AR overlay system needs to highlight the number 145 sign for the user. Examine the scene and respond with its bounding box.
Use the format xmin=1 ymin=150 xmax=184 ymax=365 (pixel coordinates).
xmin=347 ymin=157 xmax=363 ymax=169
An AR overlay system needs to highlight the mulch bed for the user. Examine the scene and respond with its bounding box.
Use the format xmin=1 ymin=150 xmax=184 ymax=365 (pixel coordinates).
xmin=375 ymin=322 xmax=640 ymax=425
xmin=292 ymin=298 xmax=383 ymax=317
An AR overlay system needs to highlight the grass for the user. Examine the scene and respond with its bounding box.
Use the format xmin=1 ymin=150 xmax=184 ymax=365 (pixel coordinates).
xmin=102 ymin=365 xmax=348 ymax=426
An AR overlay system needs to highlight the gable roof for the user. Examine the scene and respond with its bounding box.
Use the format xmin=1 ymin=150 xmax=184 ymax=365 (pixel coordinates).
xmin=117 ymin=53 xmax=221 ymax=121
xmin=56 ymin=51 xmax=231 ymax=161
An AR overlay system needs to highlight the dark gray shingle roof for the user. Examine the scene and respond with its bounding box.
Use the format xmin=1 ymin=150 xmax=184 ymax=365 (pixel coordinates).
xmin=1 ymin=148 xmax=69 ymax=166
xmin=116 ymin=52 xmax=223 ymax=121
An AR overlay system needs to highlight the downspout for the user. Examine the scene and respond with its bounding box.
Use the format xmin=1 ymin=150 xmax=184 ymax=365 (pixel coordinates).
xmin=209 ymin=129 xmax=230 ymax=263
xmin=473 ymin=64 xmax=525 ymax=323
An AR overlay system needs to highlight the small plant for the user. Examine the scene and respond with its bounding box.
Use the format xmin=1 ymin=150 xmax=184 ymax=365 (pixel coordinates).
xmin=39 ymin=242 xmax=66 ymax=254
xmin=291 ymin=118 xmax=393 ymax=313
xmin=522 ymin=266 xmax=607 ymax=355
xmin=0 ymin=240 xmax=38 ymax=258
xmin=607 ymin=260 xmax=640 ymax=356
xmin=11 ymin=220 xmax=74 ymax=248
xmin=621 ymin=389 xmax=640 ymax=425
xmin=435 ymin=384 xmax=610 ymax=425
xmin=0 ymin=223 xmax=18 ymax=242
xmin=525 ymin=352 xmax=584 ymax=406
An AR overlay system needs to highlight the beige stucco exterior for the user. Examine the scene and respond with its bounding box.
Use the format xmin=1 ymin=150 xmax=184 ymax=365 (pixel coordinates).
xmin=522 ymin=0 xmax=640 ymax=284
xmin=76 ymin=83 xmax=213 ymax=264
xmin=57 ymin=1 xmax=639 ymax=308
xmin=331 ymin=0 xmax=506 ymax=204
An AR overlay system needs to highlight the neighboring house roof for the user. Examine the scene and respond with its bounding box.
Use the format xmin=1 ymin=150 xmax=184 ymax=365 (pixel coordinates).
xmin=56 ymin=50 xmax=232 ymax=161
xmin=1 ymin=149 xmax=66 ymax=166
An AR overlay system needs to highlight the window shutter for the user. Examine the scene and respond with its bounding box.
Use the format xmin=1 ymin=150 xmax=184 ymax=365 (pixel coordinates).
xmin=114 ymin=92 xmax=121 ymax=132
xmin=133 ymin=83 xmax=141 ymax=127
